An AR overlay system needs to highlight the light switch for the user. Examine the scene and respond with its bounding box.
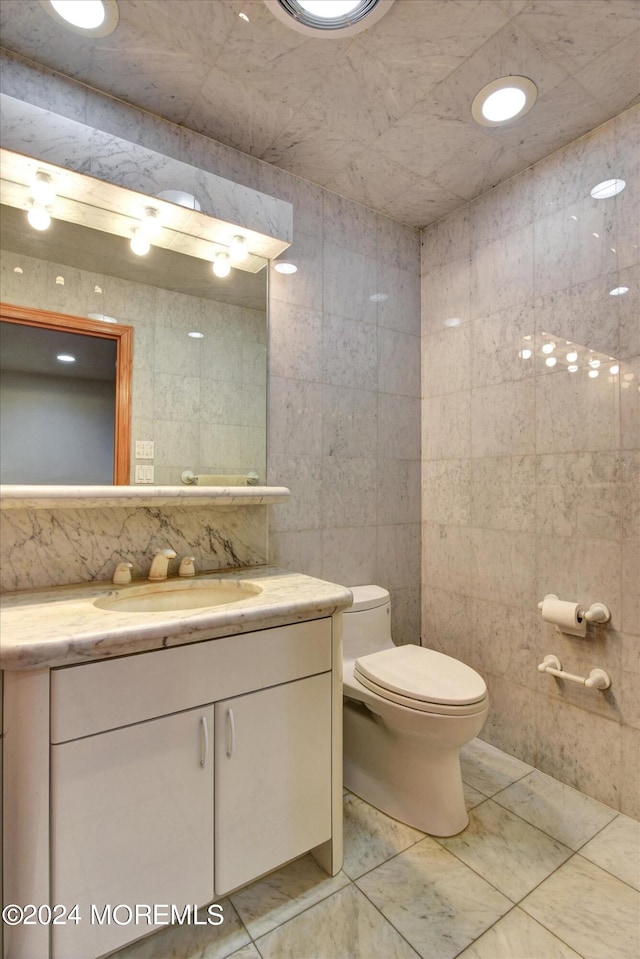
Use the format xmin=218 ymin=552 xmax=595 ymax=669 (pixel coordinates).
xmin=134 ymin=465 xmax=154 ymax=484
xmin=135 ymin=440 xmax=155 ymax=459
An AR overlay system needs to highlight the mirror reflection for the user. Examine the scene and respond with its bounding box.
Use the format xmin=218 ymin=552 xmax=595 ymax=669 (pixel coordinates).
xmin=0 ymin=191 xmax=268 ymax=486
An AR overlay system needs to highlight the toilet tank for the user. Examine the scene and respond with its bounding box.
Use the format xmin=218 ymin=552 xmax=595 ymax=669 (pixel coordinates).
xmin=343 ymin=585 xmax=393 ymax=660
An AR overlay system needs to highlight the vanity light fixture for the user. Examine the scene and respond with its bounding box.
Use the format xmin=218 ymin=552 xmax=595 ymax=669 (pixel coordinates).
xmin=27 ymin=203 xmax=51 ymax=231
xmin=264 ymin=0 xmax=395 ymax=37
xmin=274 ymin=261 xmax=298 ymax=274
xmin=41 ymin=0 xmax=119 ymax=36
xmin=130 ymin=229 xmax=151 ymax=256
xmin=230 ymin=235 xmax=249 ymax=261
xmin=213 ymin=252 xmax=231 ymax=278
xmin=471 ymin=76 xmax=537 ymax=127
xmin=590 ymin=179 xmax=625 ymax=199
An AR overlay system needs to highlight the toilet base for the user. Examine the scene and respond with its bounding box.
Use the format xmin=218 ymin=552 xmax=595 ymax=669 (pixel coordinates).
xmin=343 ymin=698 xmax=481 ymax=837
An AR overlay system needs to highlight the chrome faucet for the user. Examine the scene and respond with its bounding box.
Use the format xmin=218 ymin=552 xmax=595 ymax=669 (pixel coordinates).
xmin=148 ymin=548 xmax=177 ymax=581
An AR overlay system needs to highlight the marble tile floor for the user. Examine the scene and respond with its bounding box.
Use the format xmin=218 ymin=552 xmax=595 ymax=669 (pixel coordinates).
xmin=110 ymin=738 xmax=639 ymax=959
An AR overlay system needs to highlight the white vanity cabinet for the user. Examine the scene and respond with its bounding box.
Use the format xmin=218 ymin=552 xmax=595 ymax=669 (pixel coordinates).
xmin=4 ymin=616 xmax=337 ymax=959
xmin=50 ymin=706 xmax=215 ymax=959
xmin=215 ymin=672 xmax=331 ymax=895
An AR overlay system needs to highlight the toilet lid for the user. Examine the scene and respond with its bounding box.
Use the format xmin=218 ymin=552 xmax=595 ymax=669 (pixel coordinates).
xmin=354 ymin=644 xmax=487 ymax=707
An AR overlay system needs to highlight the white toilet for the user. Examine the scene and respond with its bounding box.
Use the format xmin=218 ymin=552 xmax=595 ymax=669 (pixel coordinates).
xmin=342 ymin=585 xmax=489 ymax=837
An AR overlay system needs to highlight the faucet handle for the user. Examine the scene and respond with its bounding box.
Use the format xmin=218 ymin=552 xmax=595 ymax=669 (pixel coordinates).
xmin=113 ymin=562 xmax=133 ymax=585
xmin=178 ymin=556 xmax=196 ymax=577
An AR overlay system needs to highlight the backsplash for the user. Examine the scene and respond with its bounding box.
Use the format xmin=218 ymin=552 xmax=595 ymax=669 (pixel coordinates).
xmin=0 ymin=503 xmax=268 ymax=592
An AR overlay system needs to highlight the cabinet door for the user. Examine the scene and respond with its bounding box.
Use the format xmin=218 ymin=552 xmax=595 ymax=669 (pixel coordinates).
xmin=50 ymin=706 xmax=214 ymax=959
xmin=215 ymin=673 xmax=332 ymax=895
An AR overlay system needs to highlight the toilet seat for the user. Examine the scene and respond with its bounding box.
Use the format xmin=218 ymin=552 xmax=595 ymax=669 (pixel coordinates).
xmin=354 ymin=644 xmax=488 ymax=716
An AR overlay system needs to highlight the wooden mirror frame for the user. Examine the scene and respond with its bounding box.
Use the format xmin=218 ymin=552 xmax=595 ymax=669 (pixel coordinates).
xmin=1 ymin=302 xmax=133 ymax=484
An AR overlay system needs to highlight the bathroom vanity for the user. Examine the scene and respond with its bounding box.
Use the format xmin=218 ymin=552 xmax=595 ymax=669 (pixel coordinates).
xmin=1 ymin=560 xmax=351 ymax=959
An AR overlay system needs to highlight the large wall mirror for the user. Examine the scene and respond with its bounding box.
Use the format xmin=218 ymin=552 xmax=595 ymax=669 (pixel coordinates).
xmin=0 ymin=151 xmax=270 ymax=486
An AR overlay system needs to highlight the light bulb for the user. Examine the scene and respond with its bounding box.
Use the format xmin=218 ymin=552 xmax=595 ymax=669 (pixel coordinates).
xmin=609 ymin=364 xmax=619 ymax=375
xmin=213 ymin=252 xmax=231 ymax=278
xmin=27 ymin=204 xmax=51 ymax=231
xmin=140 ymin=207 xmax=162 ymax=239
xmin=589 ymin=369 xmax=599 ymax=378
xmin=519 ymin=349 xmax=532 ymax=359
xmin=568 ymin=365 xmax=578 ymax=373
xmin=542 ymin=341 xmax=556 ymax=355
xmin=230 ymin=235 xmax=248 ymax=261
xmin=130 ymin=229 xmax=150 ymax=256
xmin=482 ymin=87 xmax=526 ymax=122
xmin=566 ymin=351 xmax=578 ymax=363
xmin=545 ymin=356 xmax=557 ymax=367
xmin=589 ymin=358 xmax=601 ymax=369
xmin=31 ymin=171 xmax=56 ymax=206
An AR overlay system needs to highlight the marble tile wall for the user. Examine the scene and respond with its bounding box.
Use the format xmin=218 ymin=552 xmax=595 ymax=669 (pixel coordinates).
xmin=0 ymin=53 xmax=421 ymax=640
xmin=422 ymin=105 xmax=639 ymax=818
xmin=1 ymin=250 xmax=267 ymax=485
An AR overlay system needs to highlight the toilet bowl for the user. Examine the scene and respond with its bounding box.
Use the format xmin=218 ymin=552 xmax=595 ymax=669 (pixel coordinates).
xmin=343 ymin=585 xmax=488 ymax=837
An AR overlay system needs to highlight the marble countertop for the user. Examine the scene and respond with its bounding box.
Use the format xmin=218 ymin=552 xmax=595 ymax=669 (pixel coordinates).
xmin=0 ymin=567 xmax=353 ymax=671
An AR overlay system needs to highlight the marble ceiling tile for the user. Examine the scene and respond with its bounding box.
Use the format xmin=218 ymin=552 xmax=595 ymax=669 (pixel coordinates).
xmin=0 ymin=0 xmax=96 ymax=81
xmin=430 ymin=136 xmax=531 ymax=202
xmin=185 ymin=66 xmax=295 ymax=157
xmin=372 ymin=97 xmax=477 ymax=179
xmin=325 ymin=152 xmax=422 ymax=217
xmin=119 ymin=0 xmax=236 ymax=65
xmin=516 ymin=0 xmax=640 ymax=73
xmin=361 ymin=0 xmax=510 ymax=77
xmin=260 ymin=122 xmax=370 ymax=186
xmin=506 ymin=78 xmax=612 ymax=167
xmin=573 ymin=31 xmax=640 ymax=115
xmin=215 ymin=3 xmax=351 ymax=113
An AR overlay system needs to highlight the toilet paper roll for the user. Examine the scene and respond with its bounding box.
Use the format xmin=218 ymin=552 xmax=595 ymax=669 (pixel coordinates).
xmin=540 ymin=594 xmax=586 ymax=637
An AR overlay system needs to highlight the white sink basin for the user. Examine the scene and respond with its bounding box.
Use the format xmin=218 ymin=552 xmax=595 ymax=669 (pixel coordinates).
xmin=94 ymin=580 xmax=261 ymax=613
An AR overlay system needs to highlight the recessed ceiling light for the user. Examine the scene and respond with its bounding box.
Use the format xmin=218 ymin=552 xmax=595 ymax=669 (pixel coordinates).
xmin=40 ymin=0 xmax=119 ymax=36
xmin=471 ymin=76 xmax=537 ymax=127
xmin=264 ymin=0 xmax=395 ymax=38
xmin=274 ymin=261 xmax=298 ymax=274
xmin=57 ymin=353 xmax=76 ymax=363
xmin=87 ymin=312 xmax=118 ymax=323
xmin=156 ymin=189 xmax=201 ymax=211
xmin=590 ymin=179 xmax=625 ymax=199
xmin=609 ymin=286 xmax=629 ymax=296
